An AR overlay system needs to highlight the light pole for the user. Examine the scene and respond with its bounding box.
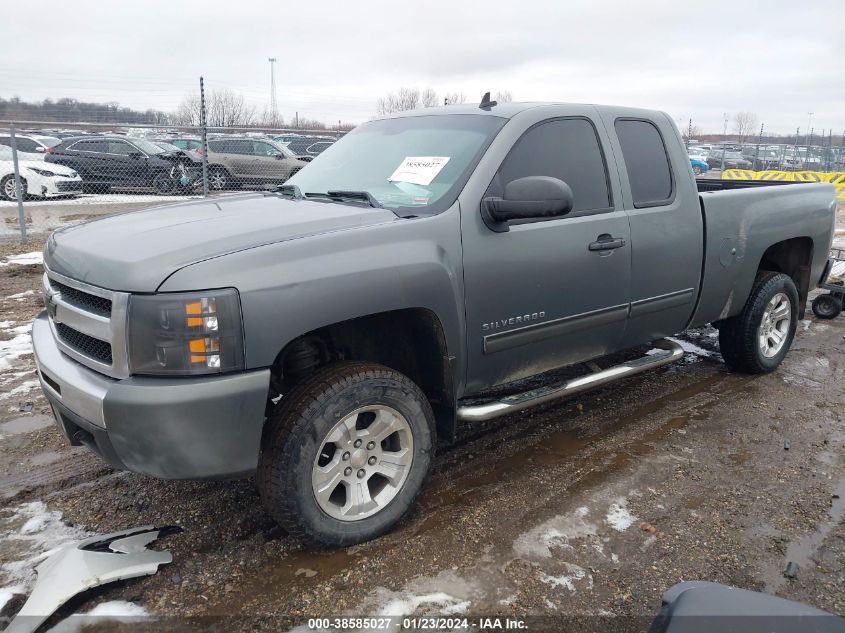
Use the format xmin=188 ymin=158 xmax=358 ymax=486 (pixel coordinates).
xmin=268 ymin=57 xmax=278 ymax=126
xmin=720 ymin=113 xmax=729 ymax=171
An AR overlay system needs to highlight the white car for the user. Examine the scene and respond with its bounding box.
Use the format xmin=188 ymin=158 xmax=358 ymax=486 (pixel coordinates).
xmin=0 ymin=146 xmax=83 ymax=201
xmin=0 ymin=134 xmax=61 ymax=154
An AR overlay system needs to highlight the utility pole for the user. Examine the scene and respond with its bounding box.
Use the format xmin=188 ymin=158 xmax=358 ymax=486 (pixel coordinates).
xmin=754 ymin=122 xmax=764 ymax=169
xmin=199 ymin=77 xmax=209 ymax=197
xmin=792 ymin=127 xmax=800 ymax=172
xmin=720 ymin=113 xmax=728 ymax=171
xmin=686 ymin=118 xmax=692 ymax=149
xmin=268 ymin=57 xmax=278 ymax=126
xmin=806 ymin=112 xmax=813 ymax=145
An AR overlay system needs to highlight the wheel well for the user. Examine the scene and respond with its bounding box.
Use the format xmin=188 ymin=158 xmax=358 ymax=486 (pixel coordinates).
xmin=757 ymin=237 xmax=813 ymax=317
xmin=270 ymin=308 xmax=456 ymax=441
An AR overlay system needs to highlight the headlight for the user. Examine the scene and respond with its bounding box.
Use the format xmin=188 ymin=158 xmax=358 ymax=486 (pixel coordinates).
xmin=128 ymin=289 xmax=244 ymax=375
xmin=29 ymin=168 xmax=57 ymax=177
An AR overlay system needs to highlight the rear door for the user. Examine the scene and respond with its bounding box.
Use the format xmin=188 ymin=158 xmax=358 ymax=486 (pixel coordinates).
xmin=251 ymin=141 xmax=287 ymax=182
xmin=598 ymin=109 xmax=703 ymax=348
xmin=105 ymin=140 xmax=145 ymax=186
xmin=461 ymin=110 xmax=632 ymax=393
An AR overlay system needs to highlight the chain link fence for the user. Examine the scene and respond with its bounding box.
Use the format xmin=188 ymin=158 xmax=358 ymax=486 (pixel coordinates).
xmin=0 ymin=118 xmax=342 ymax=244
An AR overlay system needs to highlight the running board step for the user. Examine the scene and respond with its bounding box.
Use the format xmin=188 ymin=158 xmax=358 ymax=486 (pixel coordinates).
xmin=456 ymin=338 xmax=684 ymax=422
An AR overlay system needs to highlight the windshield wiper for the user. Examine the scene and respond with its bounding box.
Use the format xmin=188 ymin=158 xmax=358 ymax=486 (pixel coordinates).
xmin=304 ymin=190 xmax=383 ymax=209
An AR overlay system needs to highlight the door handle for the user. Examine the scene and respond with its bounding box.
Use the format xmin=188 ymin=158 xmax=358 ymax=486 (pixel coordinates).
xmin=588 ymin=235 xmax=626 ymax=251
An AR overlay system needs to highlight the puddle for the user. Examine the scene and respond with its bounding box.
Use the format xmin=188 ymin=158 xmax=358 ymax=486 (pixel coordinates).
xmin=762 ymin=475 xmax=845 ymax=593
xmin=0 ymin=415 xmax=53 ymax=437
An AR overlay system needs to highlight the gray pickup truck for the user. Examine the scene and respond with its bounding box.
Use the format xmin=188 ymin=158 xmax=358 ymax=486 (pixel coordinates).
xmin=33 ymin=99 xmax=837 ymax=546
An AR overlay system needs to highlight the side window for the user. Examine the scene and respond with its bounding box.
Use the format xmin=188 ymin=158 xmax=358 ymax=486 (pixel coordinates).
xmin=108 ymin=141 xmax=136 ymax=155
xmin=491 ymin=118 xmax=611 ymax=214
xmin=69 ymin=140 xmax=107 ymax=153
xmin=252 ymin=141 xmax=278 ymax=156
xmin=171 ymin=140 xmax=187 ymax=149
xmin=188 ymin=140 xmax=203 ymax=150
xmin=615 ymin=119 xmax=674 ymax=207
xmin=16 ymin=138 xmax=40 ymax=152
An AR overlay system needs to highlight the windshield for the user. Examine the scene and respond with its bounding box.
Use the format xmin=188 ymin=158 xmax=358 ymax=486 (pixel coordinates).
xmin=154 ymin=141 xmax=181 ymax=152
xmin=286 ymin=114 xmax=506 ymax=214
xmin=131 ymin=139 xmax=166 ymax=155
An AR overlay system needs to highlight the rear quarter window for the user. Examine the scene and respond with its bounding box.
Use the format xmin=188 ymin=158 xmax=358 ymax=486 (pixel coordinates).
xmin=614 ymin=119 xmax=674 ymax=208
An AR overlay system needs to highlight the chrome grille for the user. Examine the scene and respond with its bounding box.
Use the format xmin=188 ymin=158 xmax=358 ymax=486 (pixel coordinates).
xmin=43 ymin=269 xmax=130 ymax=378
xmin=55 ymin=323 xmax=113 ymax=364
xmin=49 ymin=280 xmax=112 ymax=317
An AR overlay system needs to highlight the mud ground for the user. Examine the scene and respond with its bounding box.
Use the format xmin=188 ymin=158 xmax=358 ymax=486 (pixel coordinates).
xmin=1 ymin=229 xmax=844 ymax=631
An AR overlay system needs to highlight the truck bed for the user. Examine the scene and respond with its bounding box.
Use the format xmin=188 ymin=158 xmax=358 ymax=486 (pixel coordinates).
xmin=690 ymin=180 xmax=836 ymax=326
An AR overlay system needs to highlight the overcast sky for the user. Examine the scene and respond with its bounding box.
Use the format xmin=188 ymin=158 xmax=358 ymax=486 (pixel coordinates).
xmin=4 ymin=0 xmax=843 ymax=135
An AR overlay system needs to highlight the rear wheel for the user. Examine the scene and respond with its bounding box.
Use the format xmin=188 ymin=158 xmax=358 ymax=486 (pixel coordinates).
xmin=208 ymin=167 xmax=229 ymax=190
xmin=718 ymin=272 xmax=798 ymax=373
xmin=1 ymin=174 xmax=26 ymax=201
xmin=258 ymin=361 xmax=435 ymax=547
xmin=812 ymin=293 xmax=841 ymax=319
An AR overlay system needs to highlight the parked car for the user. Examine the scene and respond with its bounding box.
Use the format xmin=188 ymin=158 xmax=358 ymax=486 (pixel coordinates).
xmin=0 ymin=134 xmax=62 ymax=154
xmin=741 ymin=146 xmax=780 ymax=170
xmin=281 ymin=136 xmax=336 ymax=161
xmin=689 ymin=157 xmax=708 ymax=175
xmin=205 ymin=137 xmax=307 ymax=190
xmin=706 ymin=150 xmax=752 ymax=170
xmin=0 ymin=146 xmax=82 ymax=201
xmin=44 ymin=136 xmax=201 ymax=194
xmin=687 ymin=148 xmax=709 ymax=162
xmin=155 ymin=136 xmax=205 ymax=156
xmin=33 ymin=101 xmax=835 ymax=546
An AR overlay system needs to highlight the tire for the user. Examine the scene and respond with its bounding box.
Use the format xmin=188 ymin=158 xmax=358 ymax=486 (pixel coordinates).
xmin=718 ymin=271 xmax=799 ymax=373
xmin=1 ymin=174 xmax=26 ymax=201
xmin=151 ymin=172 xmax=176 ymax=195
xmin=258 ymin=361 xmax=435 ymax=547
xmin=692 ymin=165 xmax=702 ymax=175
xmin=208 ymin=167 xmax=229 ymax=190
xmin=812 ymin=293 xmax=841 ymax=320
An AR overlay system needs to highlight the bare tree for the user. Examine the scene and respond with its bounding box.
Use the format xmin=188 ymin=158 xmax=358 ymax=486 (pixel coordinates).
xmin=682 ymin=124 xmax=702 ymax=143
xmin=443 ymin=91 xmax=466 ymax=105
xmin=494 ymin=90 xmax=513 ymax=103
xmin=173 ymin=89 xmax=256 ymax=128
xmin=376 ymin=88 xmax=421 ymax=115
xmin=733 ymin=111 xmax=758 ymax=145
xmin=420 ymin=87 xmax=439 ymax=108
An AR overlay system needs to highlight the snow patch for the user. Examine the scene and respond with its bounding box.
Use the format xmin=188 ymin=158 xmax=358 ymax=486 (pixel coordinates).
xmin=0 ymin=379 xmax=39 ymax=401
xmin=379 ymin=592 xmax=469 ymax=618
xmin=6 ymin=290 xmax=35 ymax=300
xmin=0 ymin=584 xmax=24 ymax=612
xmin=605 ymin=499 xmax=636 ymax=532
xmin=801 ymin=319 xmax=812 ymax=331
xmin=668 ymin=337 xmax=714 ymax=358
xmin=514 ymin=506 xmax=597 ymax=558
xmin=48 ymin=601 xmax=149 ymax=633
xmin=540 ymin=564 xmax=593 ymax=593
xmin=0 ymin=252 xmax=43 ymax=267
xmin=0 ymin=324 xmax=33 ymax=374
xmin=0 ymin=501 xmax=91 ymax=588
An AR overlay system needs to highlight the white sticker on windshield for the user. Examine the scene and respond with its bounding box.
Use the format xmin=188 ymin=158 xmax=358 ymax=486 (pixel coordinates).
xmin=389 ymin=156 xmax=450 ymax=186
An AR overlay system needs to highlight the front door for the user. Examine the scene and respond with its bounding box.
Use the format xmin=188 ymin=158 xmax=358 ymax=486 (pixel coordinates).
xmin=461 ymin=115 xmax=632 ymax=393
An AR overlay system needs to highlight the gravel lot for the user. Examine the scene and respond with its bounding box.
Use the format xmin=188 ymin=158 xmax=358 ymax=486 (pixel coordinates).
xmin=1 ymin=204 xmax=844 ymax=631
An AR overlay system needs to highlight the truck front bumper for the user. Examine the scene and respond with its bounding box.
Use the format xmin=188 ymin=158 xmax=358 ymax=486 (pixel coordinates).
xmin=32 ymin=312 xmax=270 ymax=479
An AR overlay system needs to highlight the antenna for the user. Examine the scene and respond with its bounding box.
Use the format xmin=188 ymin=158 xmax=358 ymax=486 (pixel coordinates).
xmin=479 ymin=92 xmax=497 ymax=110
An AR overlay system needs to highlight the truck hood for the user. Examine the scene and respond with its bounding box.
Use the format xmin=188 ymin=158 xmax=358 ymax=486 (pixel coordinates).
xmin=45 ymin=193 xmax=397 ymax=291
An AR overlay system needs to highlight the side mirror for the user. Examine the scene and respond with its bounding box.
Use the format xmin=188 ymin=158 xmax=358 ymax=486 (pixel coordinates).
xmin=482 ymin=176 xmax=574 ymax=232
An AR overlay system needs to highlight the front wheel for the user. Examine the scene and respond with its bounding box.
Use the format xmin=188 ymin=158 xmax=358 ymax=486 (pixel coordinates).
xmin=718 ymin=272 xmax=798 ymax=373
xmin=258 ymin=362 xmax=435 ymax=547
xmin=207 ymin=167 xmax=229 ymax=190
xmin=692 ymin=165 xmax=702 ymax=175
xmin=1 ymin=174 xmax=26 ymax=201
xmin=812 ymin=293 xmax=842 ymax=319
